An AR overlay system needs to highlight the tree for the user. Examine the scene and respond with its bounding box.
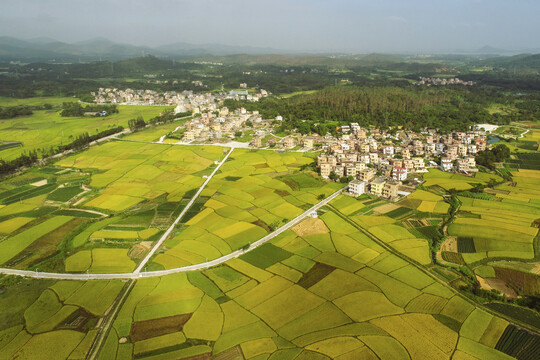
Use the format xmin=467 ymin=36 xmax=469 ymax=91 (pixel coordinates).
xmin=328 ymin=172 xmax=339 ymax=181
xmin=128 ymin=116 xmax=146 ymax=131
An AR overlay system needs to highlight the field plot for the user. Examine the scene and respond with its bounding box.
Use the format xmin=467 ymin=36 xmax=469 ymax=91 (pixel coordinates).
xmin=331 ymin=196 xmax=432 ymax=265
xmin=422 ymin=169 xmax=502 ymax=191
xmin=122 ymin=119 xmax=188 ymax=142
xmin=401 ymin=189 xmax=450 ymax=215
xmin=89 ymin=212 xmax=524 ymax=359
xmin=0 ymin=277 xmax=125 ymax=360
xmin=446 ymin=169 xmax=540 ymax=264
xmin=0 ymin=100 xmax=169 ymax=161
xmin=151 ymin=149 xmax=342 ymax=269
xmin=0 ymin=141 xmax=224 ymax=273
xmin=58 ymin=141 xmax=224 ymax=207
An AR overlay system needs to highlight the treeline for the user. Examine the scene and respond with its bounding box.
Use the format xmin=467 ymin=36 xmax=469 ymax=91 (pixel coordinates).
xmin=0 ymin=106 xmax=33 ymax=119
xmin=60 ymin=102 xmax=118 ymax=117
xmin=127 ymin=110 xmax=191 ymax=131
xmin=0 ymin=126 xmax=124 ymax=176
xmin=58 ymin=126 xmax=124 ymax=151
xmin=475 ymin=144 xmax=511 ymax=169
xmin=224 ymin=86 xmax=507 ymax=134
xmin=0 ymin=104 xmax=54 ymax=119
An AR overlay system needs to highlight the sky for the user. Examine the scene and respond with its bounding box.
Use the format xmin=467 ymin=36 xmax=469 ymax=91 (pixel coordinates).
xmin=1 ymin=0 xmax=539 ymax=53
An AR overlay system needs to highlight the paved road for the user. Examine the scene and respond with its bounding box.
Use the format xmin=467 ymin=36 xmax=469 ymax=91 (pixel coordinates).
xmin=0 ymin=188 xmax=343 ymax=280
xmin=133 ymin=146 xmax=234 ymax=274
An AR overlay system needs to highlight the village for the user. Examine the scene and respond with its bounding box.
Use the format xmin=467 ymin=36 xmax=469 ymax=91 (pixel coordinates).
xmin=174 ymin=101 xmax=490 ymax=203
xmin=90 ymin=86 xmax=490 ymax=204
xmin=92 ymin=87 xmax=269 ymax=108
xmin=311 ymin=123 xmax=487 ymax=200
xmin=413 ymin=76 xmax=476 ymax=86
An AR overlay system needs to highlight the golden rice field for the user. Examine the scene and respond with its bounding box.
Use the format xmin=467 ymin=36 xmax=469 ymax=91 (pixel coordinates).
xmin=0 ymin=212 xmax=520 ymax=360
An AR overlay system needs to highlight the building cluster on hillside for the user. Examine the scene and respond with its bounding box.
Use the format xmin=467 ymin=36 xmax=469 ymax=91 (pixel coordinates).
xmin=414 ymin=77 xmax=475 ymax=86
xmin=92 ymin=88 xmax=269 ymax=107
xmin=311 ymin=124 xmax=487 ymax=200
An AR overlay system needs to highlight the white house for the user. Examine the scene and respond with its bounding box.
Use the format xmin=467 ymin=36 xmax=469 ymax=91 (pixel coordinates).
xmin=348 ymin=180 xmax=366 ymax=196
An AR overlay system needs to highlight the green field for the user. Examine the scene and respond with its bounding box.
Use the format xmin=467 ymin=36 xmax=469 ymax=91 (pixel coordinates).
xmin=0 ymin=141 xmax=226 ymax=272
xmin=423 ymin=169 xmax=502 ymax=191
xmin=0 ymin=97 xmax=171 ymax=161
xmin=151 ymin=149 xmax=343 ymax=269
xmin=446 ymin=169 xmax=540 ymax=264
xmin=66 ymin=211 xmax=519 ymax=359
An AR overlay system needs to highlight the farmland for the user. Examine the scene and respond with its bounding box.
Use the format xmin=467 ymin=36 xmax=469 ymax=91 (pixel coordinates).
xmin=0 ymin=121 xmax=538 ymax=359
xmin=150 ymin=149 xmax=343 ymax=269
xmin=0 ymin=141 xmax=225 ymax=273
xmin=67 ymin=211 xmax=525 ymax=359
xmin=0 ymin=96 xmax=170 ymax=161
xmin=442 ymin=169 xmax=540 ymax=265
xmin=422 ymin=169 xmax=502 ymax=191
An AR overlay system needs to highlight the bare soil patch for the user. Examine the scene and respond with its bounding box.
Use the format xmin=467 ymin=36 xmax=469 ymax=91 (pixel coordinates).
xmin=130 ymin=313 xmax=192 ymax=342
xmin=441 ymin=236 xmax=458 ymax=253
xmin=292 ymin=217 xmax=329 ymax=237
xmin=373 ymin=203 xmax=399 ymax=215
xmin=477 ymin=276 xmax=518 ymax=299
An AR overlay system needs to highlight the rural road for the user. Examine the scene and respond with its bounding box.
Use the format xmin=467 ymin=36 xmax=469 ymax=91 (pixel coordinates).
xmin=0 ymin=175 xmax=343 ymax=280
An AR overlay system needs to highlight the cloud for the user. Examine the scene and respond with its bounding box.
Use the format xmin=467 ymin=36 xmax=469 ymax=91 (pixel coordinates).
xmin=387 ymin=15 xmax=407 ymax=23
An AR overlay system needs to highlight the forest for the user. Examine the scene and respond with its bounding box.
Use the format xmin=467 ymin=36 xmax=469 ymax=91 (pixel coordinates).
xmin=224 ymin=86 xmax=520 ymax=134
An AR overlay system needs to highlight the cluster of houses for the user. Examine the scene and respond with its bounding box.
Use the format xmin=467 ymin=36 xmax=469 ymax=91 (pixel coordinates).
xmin=414 ymin=77 xmax=475 ymax=86
xmin=182 ymin=107 xmax=274 ymax=142
xmin=311 ymin=123 xmax=487 ymax=200
xmin=92 ymin=88 xmax=269 ymax=108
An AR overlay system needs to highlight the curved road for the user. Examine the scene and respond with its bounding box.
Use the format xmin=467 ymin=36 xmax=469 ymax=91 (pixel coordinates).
xmin=0 ymin=188 xmax=343 ymax=280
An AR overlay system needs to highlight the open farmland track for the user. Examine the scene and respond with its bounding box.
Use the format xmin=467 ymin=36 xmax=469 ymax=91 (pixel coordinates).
xmin=0 ymin=187 xmax=343 ymax=280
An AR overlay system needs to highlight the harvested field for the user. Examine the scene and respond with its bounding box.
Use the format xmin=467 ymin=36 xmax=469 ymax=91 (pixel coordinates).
xmin=291 ymin=218 xmax=329 ymax=237
xmin=130 ymin=313 xmax=192 ymax=342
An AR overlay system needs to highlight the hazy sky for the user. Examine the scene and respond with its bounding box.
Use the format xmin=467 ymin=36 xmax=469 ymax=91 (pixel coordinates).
xmin=2 ymin=0 xmax=539 ymax=52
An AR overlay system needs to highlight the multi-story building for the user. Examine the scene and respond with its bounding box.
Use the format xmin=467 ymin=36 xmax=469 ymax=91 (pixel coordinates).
xmin=348 ymin=180 xmax=366 ymax=196
xmin=252 ymin=137 xmax=262 ymax=147
xmin=382 ymin=181 xmax=399 ymax=199
xmin=183 ymin=131 xmax=195 ymax=141
xmin=355 ymin=162 xmax=366 ymax=172
xmin=359 ymin=169 xmax=375 ymax=182
xmin=284 ymin=137 xmax=295 ymax=148
xmin=412 ymin=158 xmax=425 ymax=170
xmin=345 ymin=165 xmax=357 ymax=177
xmin=370 ymin=177 xmax=386 ymax=196
xmin=392 ymin=167 xmax=408 ymax=181
xmin=441 ymin=157 xmax=453 ymax=171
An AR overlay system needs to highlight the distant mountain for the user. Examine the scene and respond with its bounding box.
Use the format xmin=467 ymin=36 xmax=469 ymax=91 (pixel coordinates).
xmin=477 ymin=46 xmax=507 ymax=54
xmin=0 ymin=37 xmax=291 ymax=62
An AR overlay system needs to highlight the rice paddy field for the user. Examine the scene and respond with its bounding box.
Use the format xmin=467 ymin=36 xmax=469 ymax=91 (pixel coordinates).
xmin=1 ymin=117 xmax=539 ymax=359
xmin=0 ymin=95 xmax=170 ymax=161
xmin=0 ymin=278 xmax=127 ymax=360
xmin=150 ymin=149 xmax=343 ymax=269
xmin=121 ymin=119 xmax=188 ymax=142
xmin=0 ymin=141 xmax=226 ymax=273
xmin=422 ymin=169 xmax=502 ymax=191
xmin=444 ymin=169 xmax=540 ymax=265
xmin=7 ymin=212 xmax=519 ymax=360
xmin=329 ymin=193 xmax=449 ymax=266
